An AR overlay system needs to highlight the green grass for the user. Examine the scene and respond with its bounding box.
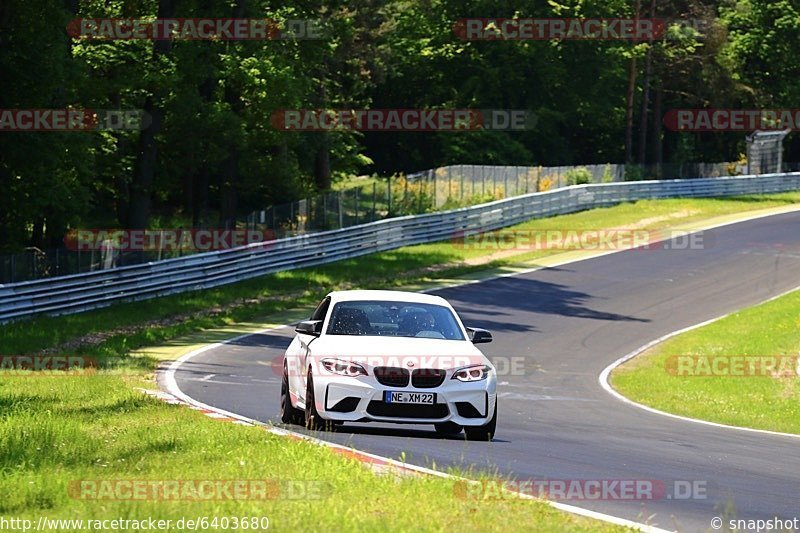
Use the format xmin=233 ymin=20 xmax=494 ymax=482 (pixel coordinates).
xmin=332 ymin=174 xmax=382 ymax=191
xmin=2 ymin=193 xmax=800 ymax=531
xmin=0 ymin=375 xmax=627 ymax=531
xmin=612 ymin=287 xmax=800 ymax=434
xmin=4 ymin=193 xmax=800 ymax=359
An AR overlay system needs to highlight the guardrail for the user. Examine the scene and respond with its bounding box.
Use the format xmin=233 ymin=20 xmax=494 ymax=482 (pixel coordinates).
xmin=2 ymin=173 xmax=800 ymax=323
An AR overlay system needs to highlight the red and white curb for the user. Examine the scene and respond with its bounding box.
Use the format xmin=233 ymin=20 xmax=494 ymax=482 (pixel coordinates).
xmin=155 ymin=336 xmax=672 ymax=533
xmin=140 ymin=385 xmax=422 ymax=477
xmin=148 ymin=207 xmax=800 ymax=533
xmin=140 ymin=389 xmax=253 ymax=426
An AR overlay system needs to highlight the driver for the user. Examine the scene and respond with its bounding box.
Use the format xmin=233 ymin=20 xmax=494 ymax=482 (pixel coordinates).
xmin=415 ymin=312 xmax=435 ymax=332
xmin=399 ymin=310 xmax=438 ymax=336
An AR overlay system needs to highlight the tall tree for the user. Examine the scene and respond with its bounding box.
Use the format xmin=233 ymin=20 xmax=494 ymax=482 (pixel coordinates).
xmin=637 ymin=0 xmax=656 ymax=165
xmin=127 ymin=0 xmax=177 ymax=230
xmin=624 ymin=0 xmax=642 ymax=164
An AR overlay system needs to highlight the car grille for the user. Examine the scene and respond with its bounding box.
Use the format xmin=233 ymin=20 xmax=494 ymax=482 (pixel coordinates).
xmin=374 ymin=367 xmax=409 ymax=387
xmin=411 ymin=368 xmax=446 ymax=388
xmin=367 ymin=401 xmax=449 ymax=419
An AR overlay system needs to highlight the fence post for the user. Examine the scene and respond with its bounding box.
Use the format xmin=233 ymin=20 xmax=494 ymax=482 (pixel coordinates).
xmin=338 ymin=191 xmax=343 ymax=228
xmin=372 ymin=182 xmax=377 ymax=221
xmin=418 ymin=177 xmax=423 ymax=213
xmin=387 ymin=177 xmax=392 ymax=216
xmin=448 ymin=166 xmax=452 ymax=202
xmin=355 ymin=188 xmax=359 ymax=224
xmin=432 ymin=169 xmax=437 ymax=208
xmin=523 ymin=167 xmax=529 ymax=194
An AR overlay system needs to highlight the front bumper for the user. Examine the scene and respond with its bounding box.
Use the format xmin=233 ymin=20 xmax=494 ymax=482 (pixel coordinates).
xmin=314 ymin=372 xmax=497 ymax=426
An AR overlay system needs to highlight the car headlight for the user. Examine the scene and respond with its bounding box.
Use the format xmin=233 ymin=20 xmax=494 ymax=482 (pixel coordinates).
xmin=451 ymin=364 xmax=492 ymax=382
xmin=321 ymin=358 xmax=367 ymax=377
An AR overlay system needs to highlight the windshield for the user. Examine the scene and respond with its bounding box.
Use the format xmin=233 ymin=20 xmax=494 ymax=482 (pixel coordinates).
xmin=325 ymin=300 xmax=466 ymax=340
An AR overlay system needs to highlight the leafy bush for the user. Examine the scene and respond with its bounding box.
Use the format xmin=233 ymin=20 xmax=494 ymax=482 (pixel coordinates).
xmin=565 ymin=167 xmax=593 ymax=185
xmin=727 ymin=153 xmax=747 ymax=176
xmin=440 ymin=192 xmax=498 ymax=210
xmin=537 ymin=176 xmax=554 ymax=192
xmin=624 ymin=165 xmax=647 ymax=181
xmin=601 ymin=164 xmax=616 ymax=183
xmin=390 ymin=175 xmax=436 ymax=215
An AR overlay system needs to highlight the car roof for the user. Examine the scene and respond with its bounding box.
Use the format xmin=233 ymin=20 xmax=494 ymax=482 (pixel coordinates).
xmin=327 ymin=290 xmax=451 ymax=307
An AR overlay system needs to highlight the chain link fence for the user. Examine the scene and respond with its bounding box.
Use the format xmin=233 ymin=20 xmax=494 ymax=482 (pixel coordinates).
xmin=242 ymin=162 xmax=753 ymax=233
xmin=405 ymin=162 xmax=755 ymax=208
xmin=747 ymin=130 xmax=791 ymax=175
xmin=3 ymin=160 xmax=797 ymax=284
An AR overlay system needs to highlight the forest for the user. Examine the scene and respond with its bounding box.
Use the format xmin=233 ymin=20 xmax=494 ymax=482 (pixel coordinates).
xmin=1 ymin=0 xmax=798 ymax=252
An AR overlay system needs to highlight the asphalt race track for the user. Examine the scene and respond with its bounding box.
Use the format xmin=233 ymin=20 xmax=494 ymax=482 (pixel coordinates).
xmin=173 ymin=211 xmax=800 ymax=532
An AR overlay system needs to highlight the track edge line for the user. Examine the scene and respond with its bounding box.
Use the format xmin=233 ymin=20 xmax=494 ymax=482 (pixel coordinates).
xmin=159 ymin=206 xmax=800 ymax=533
xmin=599 ymin=284 xmax=800 ymax=441
xmin=161 ymin=329 xmax=672 ymax=533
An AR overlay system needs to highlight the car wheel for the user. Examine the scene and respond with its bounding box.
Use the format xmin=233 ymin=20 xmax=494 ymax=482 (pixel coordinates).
xmin=464 ymin=401 xmax=497 ymax=441
xmin=280 ymin=362 xmax=304 ymax=425
xmin=434 ymin=422 xmax=462 ymax=436
xmin=304 ymin=371 xmax=333 ymax=431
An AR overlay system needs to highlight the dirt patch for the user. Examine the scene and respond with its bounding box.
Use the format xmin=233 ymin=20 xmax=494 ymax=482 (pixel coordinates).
xmin=39 ymin=292 xmax=304 ymax=355
xmin=609 ymin=209 xmax=701 ymax=230
xmin=38 ymin=263 xmax=470 ymax=355
xmin=40 ymin=210 xmax=706 ymax=354
xmin=462 ymin=209 xmax=703 ymax=266
xmin=463 ymin=248 xmax=532 ymax=266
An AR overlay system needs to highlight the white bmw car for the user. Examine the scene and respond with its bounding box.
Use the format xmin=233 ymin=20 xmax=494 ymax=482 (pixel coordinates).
xmin=280 ymin=290 xmax=498 ymax=440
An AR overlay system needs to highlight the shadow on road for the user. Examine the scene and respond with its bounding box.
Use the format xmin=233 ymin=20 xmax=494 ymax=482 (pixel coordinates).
xmin=227 ymin=332 xmax=294 ymax=349
xmin=438 ymin=271 xmax=650 ymax=329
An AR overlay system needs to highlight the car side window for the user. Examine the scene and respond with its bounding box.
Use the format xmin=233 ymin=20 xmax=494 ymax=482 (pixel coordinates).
xmin=311 ymin=297 xmax=331 ymax=322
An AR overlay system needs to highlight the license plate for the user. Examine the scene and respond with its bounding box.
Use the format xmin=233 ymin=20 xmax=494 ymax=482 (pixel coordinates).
xmin=384 ymin=391 xmax=436 ymax=405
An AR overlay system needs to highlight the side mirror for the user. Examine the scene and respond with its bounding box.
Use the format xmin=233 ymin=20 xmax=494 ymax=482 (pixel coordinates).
xmin=466 ymin=327 xmax=492 ymax=344
xmin=296 ymin=320 xmax=322 ymax=336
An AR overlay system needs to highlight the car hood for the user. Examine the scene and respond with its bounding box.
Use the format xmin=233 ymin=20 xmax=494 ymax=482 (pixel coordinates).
xmin=311 ymin=335 xmax=490 ymax=370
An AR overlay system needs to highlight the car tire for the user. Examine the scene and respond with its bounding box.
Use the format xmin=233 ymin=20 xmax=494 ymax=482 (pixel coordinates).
xmin=464 ymin=401 xmax=497 ymax=441
xmin=304 ymin=371 xmax=333 ymax=431
xmin=280 ymin=362 xmax=304 ymax=425
xmin=434 ymin=422 xmax=462 ymax=436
